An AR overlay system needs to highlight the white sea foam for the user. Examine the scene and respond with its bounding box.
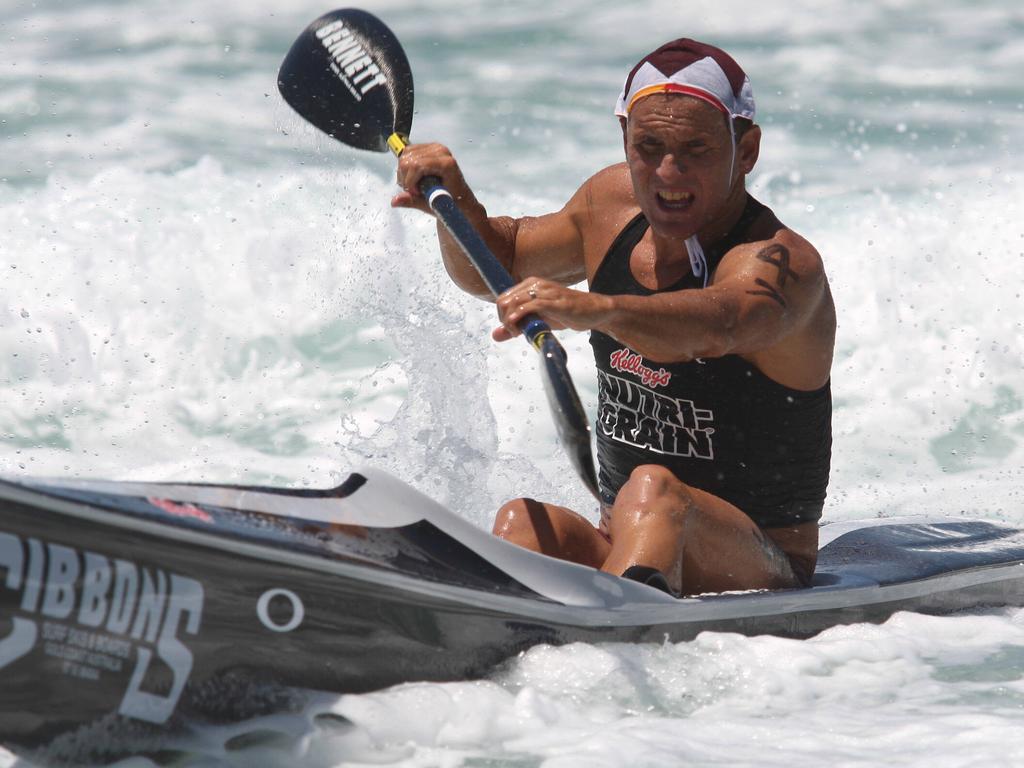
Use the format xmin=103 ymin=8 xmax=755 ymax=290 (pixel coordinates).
xmin=41 ymin=608 xmax=1013 ymax=768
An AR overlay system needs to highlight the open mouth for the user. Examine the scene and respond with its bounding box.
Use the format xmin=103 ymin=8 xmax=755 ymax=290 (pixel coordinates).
xmin=656 ymin=190 xmax=694 ymax=210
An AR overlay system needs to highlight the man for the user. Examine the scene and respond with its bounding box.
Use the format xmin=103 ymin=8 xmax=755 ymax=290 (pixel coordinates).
xmin=392 ymin=38 xmax=835 ymax=596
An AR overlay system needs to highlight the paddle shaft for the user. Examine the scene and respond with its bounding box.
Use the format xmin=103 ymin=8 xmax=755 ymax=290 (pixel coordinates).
xmin=420 ymin=179 xmax=553 ymax=348
xmin=389 ymin=135 xmax=552 ymax=349
xmin=387 ymin=136 xmax=596 ymax=497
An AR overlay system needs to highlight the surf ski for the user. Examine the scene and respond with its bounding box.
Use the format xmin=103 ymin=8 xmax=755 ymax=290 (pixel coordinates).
xmin=2 ymin=468 xmax=1024 ymax=760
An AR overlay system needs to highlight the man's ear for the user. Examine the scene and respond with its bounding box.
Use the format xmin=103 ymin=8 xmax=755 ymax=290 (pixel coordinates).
xmin=619 ymin=116 xmax=628 ymax=152
xmin=739 ymin=124 xmax=761 ymax=175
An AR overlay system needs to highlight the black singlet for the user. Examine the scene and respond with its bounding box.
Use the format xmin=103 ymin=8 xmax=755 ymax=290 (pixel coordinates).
xmin=588 ymin=195 xmax=831 ymax=528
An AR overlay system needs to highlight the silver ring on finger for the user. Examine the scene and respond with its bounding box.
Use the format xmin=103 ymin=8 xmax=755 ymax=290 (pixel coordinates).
xmin=528 ymin=288 xmax=538 ymax=299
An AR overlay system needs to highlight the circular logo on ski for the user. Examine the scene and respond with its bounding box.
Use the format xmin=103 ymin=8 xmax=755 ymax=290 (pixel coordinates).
xmin=257 ymin=588 xmax=304 ymax=633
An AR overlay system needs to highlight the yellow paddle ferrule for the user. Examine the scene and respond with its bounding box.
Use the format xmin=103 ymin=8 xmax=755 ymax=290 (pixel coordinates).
xmin=387 ymin=132 xmax=409 ymax=157
xmin=531 ymin=330 xmax=550 ymax=351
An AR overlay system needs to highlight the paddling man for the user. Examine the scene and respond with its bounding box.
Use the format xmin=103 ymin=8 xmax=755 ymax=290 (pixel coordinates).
xmin=393 ymin=39 xmax=835 ymax=595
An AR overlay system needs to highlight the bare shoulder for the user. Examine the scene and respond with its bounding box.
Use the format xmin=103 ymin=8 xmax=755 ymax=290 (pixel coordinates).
xmin=715 ymin=210 xmax=835 ymax=388
xmin=717 ymin=216 xmax=828 ymax=291
xmin=587 ymin=162 xmax=634 ymax=198
xmin=771 ymin=226 xmax=825 ymax=271
xmin=715 ymin=212 xmax=835 ymax=353
xmin=563 ymin=161 xmax=631 ymax=210
xmin=562 ymin=163 xmax=640 ymax=276
xmin=759 ymin=227 xmax=825 ymax=284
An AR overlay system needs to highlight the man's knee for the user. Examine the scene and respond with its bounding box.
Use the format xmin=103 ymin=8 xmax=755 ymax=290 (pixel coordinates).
xmin=613 ymin=465 xmax=695 ymax=530
xmin=626 ymin=464 xmax=685 ymax=495
xmin=493 ymin=497 xmax=533 ymax=539
xmin=492 ymin=498 xmax=603 ymax=563
xmin=623 ymin=465 xmax=695 ymax=512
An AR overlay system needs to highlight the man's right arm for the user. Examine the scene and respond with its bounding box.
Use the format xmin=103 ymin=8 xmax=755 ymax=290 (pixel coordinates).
xmin=392 ymin=142 xmax=589 ymax=301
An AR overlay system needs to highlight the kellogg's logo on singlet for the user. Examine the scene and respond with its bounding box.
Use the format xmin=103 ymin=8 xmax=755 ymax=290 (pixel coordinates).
xmin=599 ymin=348 xmax=716 ymax=460
xmin=608 ymin=348 xmax=672 ymax=389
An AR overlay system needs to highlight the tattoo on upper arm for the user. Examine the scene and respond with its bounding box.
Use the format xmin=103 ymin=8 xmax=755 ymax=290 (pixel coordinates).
xmin=746 ymin=244 xmax=798 ymax=308
xmin=757 ymin=244 xmax=798 ymax=287
xmin=749 ymin=278 xmax=787 ymax=307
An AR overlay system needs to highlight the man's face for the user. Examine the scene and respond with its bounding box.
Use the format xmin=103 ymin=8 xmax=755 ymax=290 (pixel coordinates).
xmin=624 ymin=93 xmax=738 ymax=241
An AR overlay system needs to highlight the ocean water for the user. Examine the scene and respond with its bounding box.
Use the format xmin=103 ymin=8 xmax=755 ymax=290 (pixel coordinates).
xmin=2 ymin=0 xmax=1024 ymax=764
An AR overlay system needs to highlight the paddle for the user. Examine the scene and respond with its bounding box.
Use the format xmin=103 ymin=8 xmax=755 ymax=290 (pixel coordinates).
xmin=277 ymin=8 xmax=600 ymax=500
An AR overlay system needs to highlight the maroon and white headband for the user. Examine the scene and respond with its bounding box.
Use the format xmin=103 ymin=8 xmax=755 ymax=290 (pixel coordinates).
xmin=614 ymin=38 xmax=755 ymax=121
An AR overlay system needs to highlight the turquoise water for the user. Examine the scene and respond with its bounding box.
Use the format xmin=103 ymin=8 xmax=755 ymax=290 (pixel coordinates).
xmin=2 ymin=0 xmax=1024 ymax=765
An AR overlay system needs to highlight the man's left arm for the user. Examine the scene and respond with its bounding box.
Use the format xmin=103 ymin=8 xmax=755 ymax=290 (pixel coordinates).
xmin=601 ymin=232 xmax=828 ymax=362
xmin=494 ymin=231 xmax=829 ymax=364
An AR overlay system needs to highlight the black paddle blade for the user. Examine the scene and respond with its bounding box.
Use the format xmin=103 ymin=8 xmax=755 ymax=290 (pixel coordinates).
xmin=538 ymin=335 xmax=599 ymax=499
xmin=277 ymin=8 xmax=414 ymax=152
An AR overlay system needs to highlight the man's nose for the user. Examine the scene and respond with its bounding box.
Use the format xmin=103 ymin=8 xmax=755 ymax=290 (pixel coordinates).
xmin=656 ymin=153 xmax=687 ymax=179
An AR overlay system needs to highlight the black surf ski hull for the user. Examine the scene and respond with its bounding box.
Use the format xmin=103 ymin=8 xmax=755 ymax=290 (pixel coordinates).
xmin=2 ymin=468 xmax=1024 ymax=760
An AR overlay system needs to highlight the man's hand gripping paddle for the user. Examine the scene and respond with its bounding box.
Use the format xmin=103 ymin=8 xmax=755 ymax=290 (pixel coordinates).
xmin=278 ymin=8 xmax=600 ymax=499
